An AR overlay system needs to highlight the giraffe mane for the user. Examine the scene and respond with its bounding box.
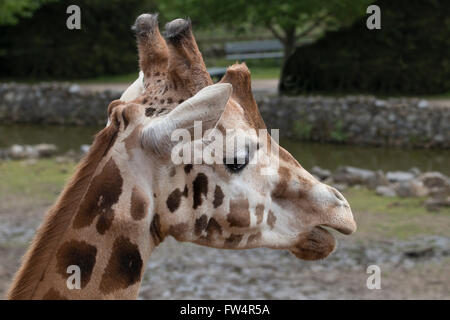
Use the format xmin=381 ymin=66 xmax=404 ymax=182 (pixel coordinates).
xmin=7 ymin=122 xmax=119 ymax=299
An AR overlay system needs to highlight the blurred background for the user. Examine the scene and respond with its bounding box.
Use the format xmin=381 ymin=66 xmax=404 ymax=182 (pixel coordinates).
xmin=0 ymin=0 xmax=449 ymax=299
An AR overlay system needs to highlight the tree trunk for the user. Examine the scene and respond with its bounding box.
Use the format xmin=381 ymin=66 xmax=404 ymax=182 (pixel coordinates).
xmin=278 ymin=27 xmax=296 ymax=94
xmin=282 ymin=28 xmax=296 ymax=65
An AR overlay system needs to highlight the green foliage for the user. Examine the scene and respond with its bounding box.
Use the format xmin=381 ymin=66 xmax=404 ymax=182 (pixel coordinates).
xmin=160 ymin=0 xmax=370 ymax=59
xmin=293 ymin=119 xmax=313 ymax=139
xmin=280 ymin=0 xmax=450 ymax=95
xmin=0 ymin=0 xmax=56 ymax=26
xmin=0 ymin=0 xmax=156 ymax=79
xmin=330 ymin=121 xmax=347 ymax=142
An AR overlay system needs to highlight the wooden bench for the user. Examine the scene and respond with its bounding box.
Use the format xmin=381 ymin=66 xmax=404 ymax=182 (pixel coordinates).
xmin=208 ymin=39 xmax=283 ymax=81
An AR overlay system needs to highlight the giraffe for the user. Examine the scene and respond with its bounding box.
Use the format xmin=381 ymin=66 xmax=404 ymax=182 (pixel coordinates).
xmin=7 ymin=14 xmax=356 ymax=300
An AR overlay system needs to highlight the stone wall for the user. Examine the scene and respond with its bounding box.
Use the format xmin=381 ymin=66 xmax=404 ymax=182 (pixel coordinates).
xmin=0 ymin=83 xmax=120 ymax=126
xmin=1 ymin=83 xmax=449 ymax=148
xmin=257 ymin=95 xmax=450 ymax=148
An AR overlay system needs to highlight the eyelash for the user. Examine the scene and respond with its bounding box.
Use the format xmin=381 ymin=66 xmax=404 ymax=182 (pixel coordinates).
xmin=223 ymin=145 xmax=250 ymax=173
xmin=224 ymin=157 xmax=248 ymax=173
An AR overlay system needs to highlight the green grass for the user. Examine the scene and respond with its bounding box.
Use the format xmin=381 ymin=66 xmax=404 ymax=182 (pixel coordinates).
xmin=205 ymin=57 xmax=281 ymax=80
xmin=344 ymin=187 xmax=450 ymax=240
xmin=77 ymin=64 xmax=280 ymax=84
xmin=0 ymin=159 xmax=75 ymax=208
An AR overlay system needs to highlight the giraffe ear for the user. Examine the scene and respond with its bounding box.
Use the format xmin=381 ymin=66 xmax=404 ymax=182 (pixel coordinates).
xmin=142 ymin=83 xmax=232 ymax=156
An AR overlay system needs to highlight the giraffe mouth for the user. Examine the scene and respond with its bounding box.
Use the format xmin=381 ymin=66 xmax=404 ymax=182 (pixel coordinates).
xmin=289 ymin=226 xmax=336 ymax=261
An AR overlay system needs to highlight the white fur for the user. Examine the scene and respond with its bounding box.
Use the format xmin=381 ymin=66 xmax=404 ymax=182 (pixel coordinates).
xmin=120 ymin=71 xmax=145 ymax=102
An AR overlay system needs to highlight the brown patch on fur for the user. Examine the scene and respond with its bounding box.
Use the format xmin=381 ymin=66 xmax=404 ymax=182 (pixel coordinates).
xmin=96 ymin=210 xmax=115 ymax=235
xmin=247 ymin=232 xmax=262 ymax=246
xmin=42 ymin=288 xmax=67 ymax=300
xmin=271 ymin=167 xmax=291 ymax=199
xmin=290 ymin=227 xmax=335 ymax=260
xmin=194 ymin=214 xmax=208 ymax=236
xmin=227 ymin=199 xmax=250 ymax=228
xmin=99 ymin=236 xmax=143 ymax=294
xmin=150 ymin=213 xmax=163 ymax=245
xmin=166 ymin=188 xmax=183 ymax=213
xmin=184 ymin=164 xmax=193 ymax=174
xmin=182 ymin=185 xmax=188 ymax=197
xmin=193 ymin=173 xmax=208 ymax=209
xmin=169 ymin=167 xmax=177 ymax=177
xmin=56 ymin=240 xmax=97 ymax=289
xmin=204 ymin=217 xmax=222 ymax=241
xmin=278 ymin=166 xmax=291 ymax=181
xmin=168 ymin=222 xmax=189 ymax=239
xmin=7 ymin=121 xmax=119 ymax=300
xmin=145 ymin=107 xmax=157 ymax=117
xmin=130 ymin=187 xmax=149 ymax=220
xmin=225 ymin=234 xmax=243 ymax=248
xmin=72 ymin=158 xmax=123 ymax=235
xmin=255 ymin=204 xmax=264 ymax=224
xmin=213 ymin=185 xmax=224 ymax=208
xmin=267 ymin=210 xmax=277 ymax=229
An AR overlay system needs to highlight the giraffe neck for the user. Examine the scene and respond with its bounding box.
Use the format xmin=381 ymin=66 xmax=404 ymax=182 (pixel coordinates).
xmin=7 ymin=125 xmax=158 ymax=299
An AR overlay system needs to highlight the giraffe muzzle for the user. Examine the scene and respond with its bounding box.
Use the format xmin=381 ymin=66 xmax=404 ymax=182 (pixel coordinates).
xmin=311 ymin=184 xmax=357 ymax=235
xmin=290 ymin=184 xmax=356 ymax=260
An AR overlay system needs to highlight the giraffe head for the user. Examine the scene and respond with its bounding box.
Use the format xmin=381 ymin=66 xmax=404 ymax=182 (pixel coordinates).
xmin=111 ymin=14 xmax=356 ymax=261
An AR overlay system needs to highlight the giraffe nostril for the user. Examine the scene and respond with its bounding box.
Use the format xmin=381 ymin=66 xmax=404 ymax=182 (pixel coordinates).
xmin=331 ymin=187 xmax=345 ymax=202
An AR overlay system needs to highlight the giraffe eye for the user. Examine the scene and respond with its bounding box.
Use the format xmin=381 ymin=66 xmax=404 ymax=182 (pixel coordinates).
xmin=224 ymin=144 xmax=250 ymax=173
xmin=224 ymin=147 xmax=249 ymax=173
xmin=224 ymin=157 xmax=248 ymax=173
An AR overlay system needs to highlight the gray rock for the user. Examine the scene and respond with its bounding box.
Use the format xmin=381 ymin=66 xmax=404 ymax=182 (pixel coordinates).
xmin=375 ymin=99 xmax=386 ymax=107
xmin=332 ymin=166 xmax=375 ymax=185
xmin=425 ymin=196 xmax=450 ymax=210
xmin=9 ymin=144 xmax=38 ymax=159
xmin=418 ymin=172 xmax=450 ymax=198
xmin=408 ymin=167 xmax=421 ymax=177
xmin=386 ymin=171 xmax=415 ymax=183
xmin=367 ymin=170 xmax=390 ymax=189
xmin=433 ymin=134 xmax=444 ymax=143
xmin=375 ymin=185 xmax=397 ymax=197
xmin=68 ymin=84 xmax=81 ymax=94
xmin=419 ymin=172 xmax=450 ymax=189
xmin=417 ymin=100 xmax=429 ymax=109
xmin=80 ymin=144 xmax=90 ymax=154
xmin=35 ymin=143 xmax=58 ymax=157
xmin=311 ymin=166 xmax=331 ymax=180
xmin=394 ymin=180 xmax=428 ymax=198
